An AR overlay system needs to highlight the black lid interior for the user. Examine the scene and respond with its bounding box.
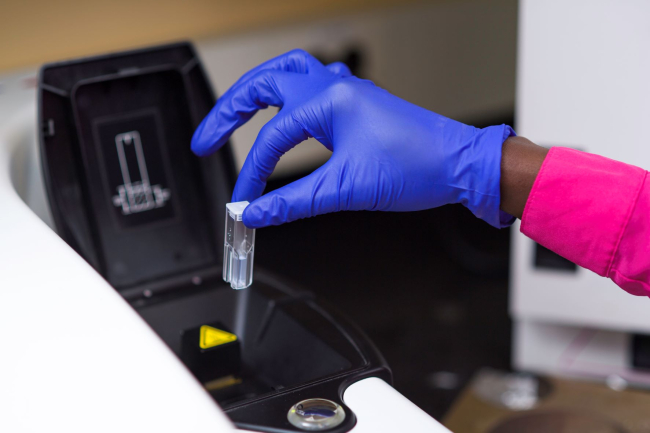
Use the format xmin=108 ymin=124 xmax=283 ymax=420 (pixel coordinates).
xmin=39 ymin=42 xmax=236 ymax=291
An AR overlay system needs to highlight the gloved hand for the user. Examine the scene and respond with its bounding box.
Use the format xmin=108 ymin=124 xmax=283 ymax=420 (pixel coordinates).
xmin=192 ymin=49 xmax=515 ymax=229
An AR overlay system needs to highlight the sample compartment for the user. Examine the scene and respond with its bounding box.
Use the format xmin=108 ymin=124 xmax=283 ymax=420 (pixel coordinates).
xmin=39 ymin=42 xmax=389 ymax=433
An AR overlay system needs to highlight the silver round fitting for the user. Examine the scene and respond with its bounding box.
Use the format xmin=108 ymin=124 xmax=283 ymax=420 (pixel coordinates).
xmin=287 ymin=398 xmax=346 ymax=431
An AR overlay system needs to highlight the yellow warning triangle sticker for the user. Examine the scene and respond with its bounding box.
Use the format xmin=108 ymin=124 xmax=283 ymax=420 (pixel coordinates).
xmin=199 ymin=325 xmax=237 ymax=349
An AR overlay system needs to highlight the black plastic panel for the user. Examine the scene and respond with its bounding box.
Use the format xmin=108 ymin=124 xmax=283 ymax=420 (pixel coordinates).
xmin=39 ymin=42 xmax=236 ymax=291
xmin=534 ymin=243 xmax=577 ymax=272
xmin=632 ymin=334 xmax=650 ymax=370
xmin=136 ymin=271 xmax=390 ymax=432
xmin=71 ymin=70 xmax=217 ymax=287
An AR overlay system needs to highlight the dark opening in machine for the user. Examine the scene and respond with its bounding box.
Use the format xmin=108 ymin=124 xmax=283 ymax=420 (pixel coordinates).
xmin=39 ymin=42 xmax=390 ymax=433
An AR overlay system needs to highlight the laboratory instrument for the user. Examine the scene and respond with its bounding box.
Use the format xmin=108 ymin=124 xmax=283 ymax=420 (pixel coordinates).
xmin=33 ymin=41 xmax=421 ymax=433
xmin=0 ymin=12 xmax=464 ymax=430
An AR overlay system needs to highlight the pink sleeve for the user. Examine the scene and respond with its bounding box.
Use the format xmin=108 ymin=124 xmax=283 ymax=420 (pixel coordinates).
xmin=520 ymin=147 xmax=650 ymax=297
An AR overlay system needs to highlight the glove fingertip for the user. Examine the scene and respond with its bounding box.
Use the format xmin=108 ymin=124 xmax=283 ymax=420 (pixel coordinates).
xmin=191 ymin=120 xmax=214 ymax=157
xmin=242 ymin=203 xmax=267 ymax=229
xmin=191 ymin=140 xmax=211 ymax=157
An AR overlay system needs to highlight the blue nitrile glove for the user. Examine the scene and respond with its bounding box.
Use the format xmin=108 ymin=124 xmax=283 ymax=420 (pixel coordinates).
xmin=192 ymin=49 xmax=515 ymax=229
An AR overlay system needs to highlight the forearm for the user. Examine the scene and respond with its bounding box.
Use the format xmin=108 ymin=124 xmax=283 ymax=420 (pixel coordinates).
xmin=506 ymin=142 xmax=650 ymax=297
xmin=499 ymin=136 xmax=549 ymax=218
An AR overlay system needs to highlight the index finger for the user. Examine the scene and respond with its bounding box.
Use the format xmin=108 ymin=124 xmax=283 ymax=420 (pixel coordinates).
xmin=191 ymin=49 xmax=325 ymax=157
xmin=191 ymin=69 xmax=293 ymax=157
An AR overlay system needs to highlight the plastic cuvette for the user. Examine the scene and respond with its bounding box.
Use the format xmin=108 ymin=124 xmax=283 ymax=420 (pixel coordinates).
xmin=223 ymin=201 xmax=256 ymax=289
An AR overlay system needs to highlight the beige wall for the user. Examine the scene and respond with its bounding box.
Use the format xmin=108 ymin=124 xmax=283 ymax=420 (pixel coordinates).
xmin=1 ymin=0 xmax=427 ymax=72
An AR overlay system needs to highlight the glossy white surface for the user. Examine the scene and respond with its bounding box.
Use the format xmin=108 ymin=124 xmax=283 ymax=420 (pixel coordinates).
xmin=0 ymin=82 xmax=236 ymax=432
xmin=345 ymin=378 xmax=451 ymax=433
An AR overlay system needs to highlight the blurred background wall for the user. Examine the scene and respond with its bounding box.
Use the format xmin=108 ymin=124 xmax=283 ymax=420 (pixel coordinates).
xmin=1 ymin=0 xmax=518 ymax=175
xmin=0 ymin=0 xmax=419 ymax=71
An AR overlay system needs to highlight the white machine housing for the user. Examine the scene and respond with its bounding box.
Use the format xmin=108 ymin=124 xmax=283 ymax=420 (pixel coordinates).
xmin=512 ymin=0 xmax=650 ymax=385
